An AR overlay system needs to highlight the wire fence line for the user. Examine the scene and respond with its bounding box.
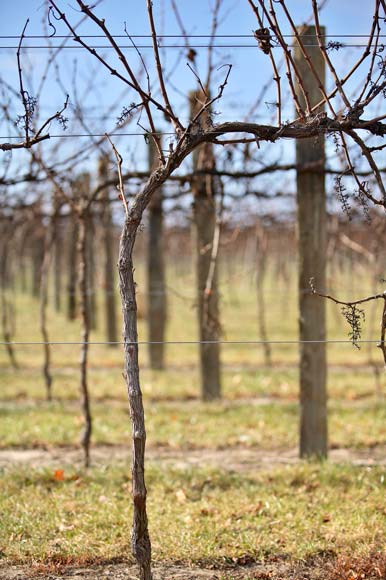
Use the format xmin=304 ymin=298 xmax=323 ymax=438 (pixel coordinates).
xmin=1 ymin=34 xmax=383 ymax=39
xmin=0 ymin=339 xmax=383 ymax=346
xmin=5 ymin=288 xmax=372 ymax=297
xmin=0 ymin=44 xmax=376 ymax=49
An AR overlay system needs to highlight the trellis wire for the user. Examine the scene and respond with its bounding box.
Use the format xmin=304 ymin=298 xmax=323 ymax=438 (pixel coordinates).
xmin=1 ymin=34 xmax=383 ymax=39
xmin=0 ymin=44 xmax=376 ymax=49
xmin=0 ymin=339 xmax=384 ymax=345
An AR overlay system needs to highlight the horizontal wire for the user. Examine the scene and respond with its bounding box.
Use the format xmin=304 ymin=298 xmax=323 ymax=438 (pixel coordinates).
xmin=1 ymin=34 xmax=384 ymax=39
xmin=0 ymin=340 xmax=383 ymax=345
xmin=0 ymin=44 xmax=375 ymax=49
xmin=30 ymin=291 xmax=377 ymax=298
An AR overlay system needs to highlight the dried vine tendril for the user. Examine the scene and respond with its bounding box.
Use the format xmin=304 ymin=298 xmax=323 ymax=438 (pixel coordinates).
xmin=334 ymin=175 xmax=351 ymax=220
xmin=341 ymin=304 xmax=365 ymax=349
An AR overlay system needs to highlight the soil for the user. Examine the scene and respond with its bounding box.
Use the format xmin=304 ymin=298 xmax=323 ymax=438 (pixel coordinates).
xmin=0 ymin=442 xmax=385 ymax=472
xmin=0 ymin=559 xmax=332 ymax=580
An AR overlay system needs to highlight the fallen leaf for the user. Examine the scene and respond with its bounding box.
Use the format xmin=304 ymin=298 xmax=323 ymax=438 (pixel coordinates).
xmin=54 ymin=469 xmax=65 ymax=481
xmin=200 ymin=506 xmax=216 ymax=516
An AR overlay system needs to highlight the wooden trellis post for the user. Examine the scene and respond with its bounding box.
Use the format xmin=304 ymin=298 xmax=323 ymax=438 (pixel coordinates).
xmin=295 ymin=25 xmax=328 ymax=458
xmin=99 ymin=155 xmax=118 ymax=347
xmin=190 ymin=90 xmax=221 ymax=400
xmin=147 ymin=134 xmax=167 ymax=370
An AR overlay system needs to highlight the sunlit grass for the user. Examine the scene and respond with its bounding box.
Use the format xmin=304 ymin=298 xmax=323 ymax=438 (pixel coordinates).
xmin=1 ymin=397 xmax=385 ymax=451
xmin=1 ymin=261 xmax=383 ymax=374
xmin=0 ymin=463 xmax=385 ymax=566
xmin=1 ymin=260 xmax=386 ymax=572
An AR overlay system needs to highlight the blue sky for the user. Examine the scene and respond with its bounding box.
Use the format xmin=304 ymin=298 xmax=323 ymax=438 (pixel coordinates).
xmin=0 ymin=0 xmax=375 ymax=122
xmin=0 ymin=1 xmax=382 ymax=213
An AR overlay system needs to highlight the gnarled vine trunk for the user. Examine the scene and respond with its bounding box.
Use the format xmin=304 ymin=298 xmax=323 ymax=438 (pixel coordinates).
xmin=118 ymin=216 xmax=152 ymax=580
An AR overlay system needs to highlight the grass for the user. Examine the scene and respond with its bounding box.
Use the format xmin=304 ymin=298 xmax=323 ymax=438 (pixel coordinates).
xmin=1 ymin=261 xmax=384 ymax=373
xmin=1 ymin=397 xmax=386 ymax=451
xmin=1 ymin=463 xmax=385 ymax=566
xmin=1 ymin=362 xmax=383 ymax=403
xmin=1 ymin=261 xmax=386 ymax=573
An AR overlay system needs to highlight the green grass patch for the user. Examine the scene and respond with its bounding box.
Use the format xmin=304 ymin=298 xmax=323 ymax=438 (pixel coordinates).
xmin=1 ymin=398 xmax=386 ymax=451
xmin=1 ymin=263 xmax=383 ymax=373
xmin=1 ymin=260 xmax=386 ymax=573
xmin=1 ymin=363 xmax=383 ymax=404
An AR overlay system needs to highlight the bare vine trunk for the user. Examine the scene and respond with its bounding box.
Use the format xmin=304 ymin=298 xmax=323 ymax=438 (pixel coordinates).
xmin=78 ymin=213 xmax=92 ymax=468
xmin=118 ymin=217 xmax=152 ymax=580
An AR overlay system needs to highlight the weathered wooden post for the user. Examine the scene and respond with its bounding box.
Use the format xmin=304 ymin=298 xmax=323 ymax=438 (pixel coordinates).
xmin=86 ymin=210 xmax=98 ymax=331
xmin=31 ymin=222 xmax=44 ymax=299
xmin=256 ymin=219 xmax=272 ymax=367
xmin=294 ymin=25 xmax=328 ymax=458
xmin=53 ymin=197 xmax=62 ymax=312
xmin=67 ymin=216 xmax=78 ymax=321
xmin=147 ymin=135 xmax=167 ymax=369
xmin=190 ymin=90 xmax=221 ymax=400
xmin=99 ymin=155 xmax=118 ymax=347
xmin=40 ymin=216 xmax=55 ymax=400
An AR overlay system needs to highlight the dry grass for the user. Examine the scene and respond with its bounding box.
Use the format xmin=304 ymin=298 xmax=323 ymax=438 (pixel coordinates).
xmin=1 ymin=263 xmax=386 ymax=576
